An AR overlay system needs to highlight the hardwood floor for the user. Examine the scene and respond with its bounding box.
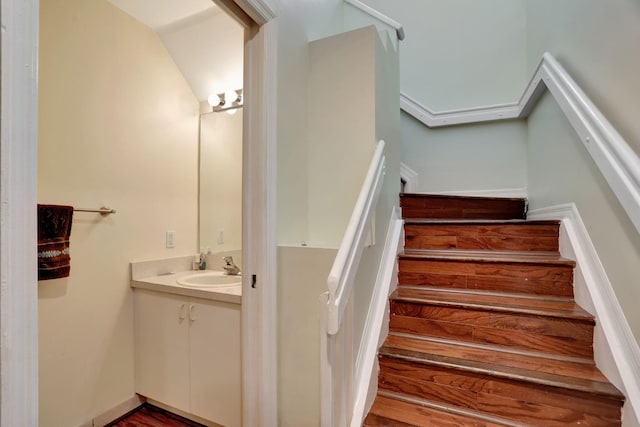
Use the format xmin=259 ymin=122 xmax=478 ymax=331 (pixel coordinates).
xmin=364 ymin=193 xmax=624 ymax=426
xmin=106 ymin=404 xmax=205 ymax=427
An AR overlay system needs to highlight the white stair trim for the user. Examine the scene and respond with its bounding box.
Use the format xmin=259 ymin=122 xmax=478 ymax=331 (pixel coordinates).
xmin=400 ymin=162 xmax=418 ymax=193
xmin=528 ymin=203 xmax=640 ymax=425
xmin=344 ymin=0 xmax=405 ymax=41
xmin=349 ymin=206 xmax=403 ymax=427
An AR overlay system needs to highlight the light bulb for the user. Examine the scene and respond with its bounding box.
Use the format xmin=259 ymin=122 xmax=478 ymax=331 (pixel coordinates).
xmin=226 ymin=108 xmax=238 ymax=115
xmin=225 ymin=89 xmax=238 ymax=105
xmin=207 ymin=93 xmax=221 ymax=107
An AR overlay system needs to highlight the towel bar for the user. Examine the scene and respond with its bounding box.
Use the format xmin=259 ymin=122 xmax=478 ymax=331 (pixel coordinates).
xmin=74 ymin=207 xmax=116 ymax=216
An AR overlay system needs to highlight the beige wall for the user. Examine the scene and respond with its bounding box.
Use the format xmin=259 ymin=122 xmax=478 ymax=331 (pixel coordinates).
xmin=38 ymin=1 xmax=199 ymax=425
xmin=275 ymin=0 xmax=344 ymax=247
xmin=277 ymin=246 xmax=337 ymax=427
xmin=527 ymin=93 xmax=640 ymax=339
xmin=359 ymin=0 xmax=528 ymax=110
xmin=401 ymin=113 xmax=528 ymax=194
xmin=526 ymin=0 xmax=640 ymax=156
xmin=307 ymin=27 xmax=378 ymax=246
xmin=352 ymin=0 xmax=529 ymax=194
xmin=277 ymin=25 xmax=400 ymax=427
xmin=526 ymin=0 xmax=640 ymax=342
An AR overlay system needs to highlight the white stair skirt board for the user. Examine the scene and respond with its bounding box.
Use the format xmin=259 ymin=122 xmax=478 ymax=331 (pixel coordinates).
xmin=400 ymin=53 xmax=640 ymax=238
xmin=350 ymin=206 xmax=403 ymax=427
xmin=528 ymin=204 xmax=640 ymax=426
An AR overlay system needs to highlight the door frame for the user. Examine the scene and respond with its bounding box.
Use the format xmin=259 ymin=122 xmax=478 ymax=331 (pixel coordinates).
xmin=231 ymin=1 xmax=279 ymax=426
xmin=0 ymin=0 xmax=40 ymax=425
xmin=0 ymin=0 xmax=278 ymax=425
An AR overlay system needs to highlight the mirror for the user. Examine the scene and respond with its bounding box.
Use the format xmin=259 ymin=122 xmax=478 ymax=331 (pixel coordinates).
xmin=198 ymin=109 xmax=243 ymax=266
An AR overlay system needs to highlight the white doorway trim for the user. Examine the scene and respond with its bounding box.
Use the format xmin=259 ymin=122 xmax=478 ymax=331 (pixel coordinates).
xmin=235 ymin=1 xmax=278 ymax=425
xmin=0 ymin=0 xmax=40 ymax=425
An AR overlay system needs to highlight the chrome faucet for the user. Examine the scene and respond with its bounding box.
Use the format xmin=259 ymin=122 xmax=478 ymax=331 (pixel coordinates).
xmin=222 ymin=256 xmax=241 ymax=276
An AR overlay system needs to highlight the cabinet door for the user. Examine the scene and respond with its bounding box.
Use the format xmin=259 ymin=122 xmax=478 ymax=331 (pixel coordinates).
xmin=189 ymin=299 xmax=241 ymax=427
xmin=134 ymin=289 xmax=190 ymax=413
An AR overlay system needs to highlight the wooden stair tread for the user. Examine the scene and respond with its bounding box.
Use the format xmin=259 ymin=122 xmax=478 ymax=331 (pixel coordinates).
xmin=371 ymin=392 xmax=522 ymax=427
xmin=391 ymin=287 xmax=593 ymax=321
xmin=363 ymin=194 xmax=624 ymax=426
xmin=384 ymin=333 xmax=607 ymax=384
xmin=401 ymin=249 xmax=574 ymax=265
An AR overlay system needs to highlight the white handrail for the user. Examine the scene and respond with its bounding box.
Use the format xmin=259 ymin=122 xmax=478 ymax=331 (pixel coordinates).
xmin=400 ymin=52 xmax=640 ymax=236
xmin=327 ymin=140 xmax=386 ymax=335
xmin=344 ymin=0 xmax=405 ymax=41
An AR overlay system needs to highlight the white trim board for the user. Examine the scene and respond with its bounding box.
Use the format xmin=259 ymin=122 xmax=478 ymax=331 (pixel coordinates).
xmin=400 ymin=162 xmax=418 ymax=193
xmin=0 ymin=0 xmax=40 ymax=425
xmin=349 ymin=206 xmax=403 ymax=427
xmin=241 ymin=13 xmax=278 ymax=427
xmin=87 ymin=395 xmax=145 ymax=427
xmin=344 ymin=0 xmax=405 ymax=41
xmin=528 ymin=204 xmax=640 ymax=426
xmin=401 ymin=53 xmax=640 ymax=238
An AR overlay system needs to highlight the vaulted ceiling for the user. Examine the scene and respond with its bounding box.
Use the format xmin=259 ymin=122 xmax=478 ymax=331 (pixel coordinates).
xmin=106 ymin=0 xmax=244 ymax=102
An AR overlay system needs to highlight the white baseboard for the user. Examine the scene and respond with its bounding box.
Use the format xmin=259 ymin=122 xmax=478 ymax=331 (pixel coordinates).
xmin=350 ymin=206 xmax=403 ymax=427
xmin=400 ymin=162 xmax=418 ymax=193
xmin=528 ymin=203 xmax=640 ymax=426
xmin=76 ymin=394 xmax=145 ymax=427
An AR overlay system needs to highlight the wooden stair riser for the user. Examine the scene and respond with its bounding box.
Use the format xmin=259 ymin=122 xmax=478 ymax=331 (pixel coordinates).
xmin=404 ymin=223 xmax=560 ymax=252
xmin=378 ymin=357 xmax=622 ymax=427
xmin=367 ymin=394 xmax=512 ymax=427
xmin=399 ymin=259 xmax=574 ymax=297
xmin=390 ymin=302 xmax=594 ymax=358
xmin=400 ymin=194 xmax=527 ymax=220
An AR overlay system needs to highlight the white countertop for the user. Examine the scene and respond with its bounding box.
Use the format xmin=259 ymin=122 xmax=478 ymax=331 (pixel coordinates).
xmin=131 ymin=270 xmax=242 ymax=304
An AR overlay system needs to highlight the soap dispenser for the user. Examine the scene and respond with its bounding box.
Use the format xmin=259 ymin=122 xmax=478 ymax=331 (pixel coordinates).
xmin=198 ymin=252 xmax=207 ymax=270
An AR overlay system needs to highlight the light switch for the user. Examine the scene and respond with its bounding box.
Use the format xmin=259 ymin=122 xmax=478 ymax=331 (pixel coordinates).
xmin=166 ymin=230 xmax=176 ymax=248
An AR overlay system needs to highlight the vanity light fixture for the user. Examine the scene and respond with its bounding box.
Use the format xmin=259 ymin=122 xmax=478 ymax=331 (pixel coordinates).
xmin=207 ymin=93 xmax=221 ymax=107
xmin=207 ymin=88 xmax=243 ymax=112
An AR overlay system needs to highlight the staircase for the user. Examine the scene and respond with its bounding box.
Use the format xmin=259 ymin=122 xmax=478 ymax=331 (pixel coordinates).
xmin=363 ymin=194 xmax=625 ymax=426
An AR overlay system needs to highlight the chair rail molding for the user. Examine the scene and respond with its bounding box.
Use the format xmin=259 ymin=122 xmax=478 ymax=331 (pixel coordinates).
xmin=344 ymin=0 xmax=405 ymax=41
xmin=528 ymin=203 xmax=640 ymax=425
xmin=401 ymin=52 xmax=640 ymax=237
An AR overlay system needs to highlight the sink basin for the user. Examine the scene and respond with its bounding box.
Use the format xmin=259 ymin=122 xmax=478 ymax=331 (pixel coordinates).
xmin=177 ymin=271 xmax=241 ymax=288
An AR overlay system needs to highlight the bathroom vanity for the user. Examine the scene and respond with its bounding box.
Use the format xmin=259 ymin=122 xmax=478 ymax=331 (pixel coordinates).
xmin=131 ymin=258 xmax=241 ymax=427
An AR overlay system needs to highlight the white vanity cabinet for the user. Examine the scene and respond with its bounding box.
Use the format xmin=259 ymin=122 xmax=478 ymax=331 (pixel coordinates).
xmin=134 ymin=288 xmax=241 ymax=427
